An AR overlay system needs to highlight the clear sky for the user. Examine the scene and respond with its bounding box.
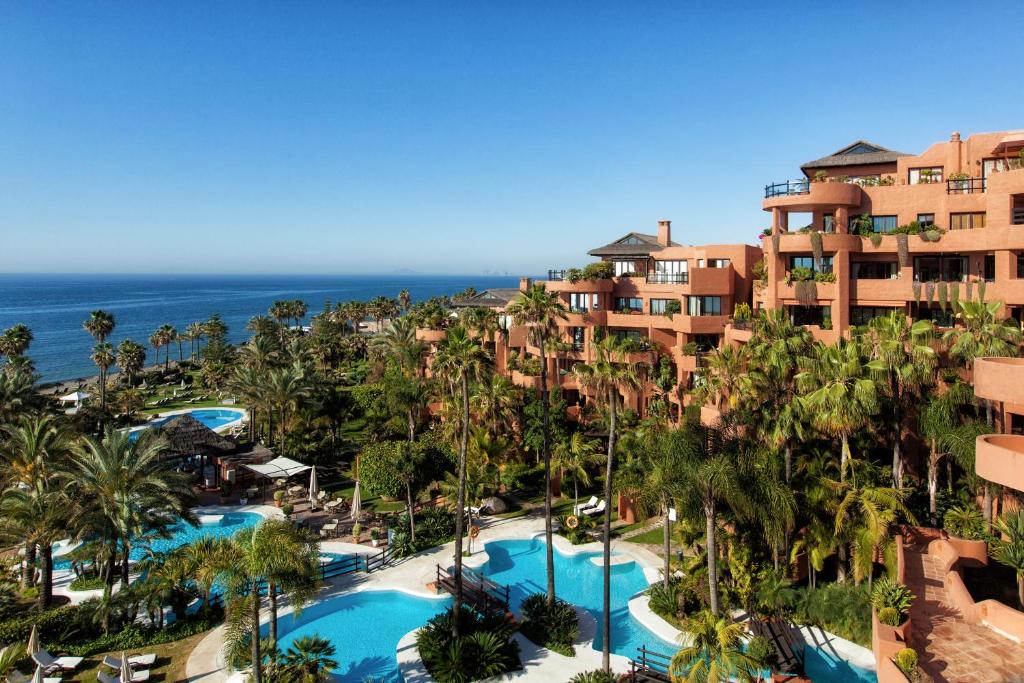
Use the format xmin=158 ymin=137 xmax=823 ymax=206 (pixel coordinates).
xmin=2 ymin=1 xmax=1023 ymax=275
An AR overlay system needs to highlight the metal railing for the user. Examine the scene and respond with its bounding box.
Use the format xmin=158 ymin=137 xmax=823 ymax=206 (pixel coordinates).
xmin=947 ymin=177 xmax=986 ymax=194
xmin=646 ymin=272 xmax=688 ymax=284
xmin=547 ymin=269 xmax=567 ymax=281
xmin=629 ymin=646 xmax=673 ymax=682
xmin=435 ymin=564 xmax=510 ymax=616
xmin=765 ymin=179 xmax=810 ymax=198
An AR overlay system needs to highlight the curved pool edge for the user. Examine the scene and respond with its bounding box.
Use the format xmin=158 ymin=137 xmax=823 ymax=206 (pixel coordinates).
xmin=396 ymin=629 xmax=433 ymax=683
xmin=795 ymin=624 xmax=876 ymax=672
xmin=628 ymin=594 xmax=683 ymax=645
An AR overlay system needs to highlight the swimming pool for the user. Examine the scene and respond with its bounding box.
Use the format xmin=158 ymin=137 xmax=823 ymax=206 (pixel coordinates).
xmin=274 ymin=590 xmax=451 ymax=682
xmin=477 ymin=538 xmax=678 ymax=659
xmin=55 ymin=510 xmax=262 ymax=569
xmin=804 ymin=643 xmax=877 ymax=682
xmin=130 ymin=408 xmax=245 ymax=440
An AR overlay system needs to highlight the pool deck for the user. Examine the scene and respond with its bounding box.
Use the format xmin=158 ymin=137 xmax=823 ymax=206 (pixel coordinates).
xmin=185 ymin=512 xmax=668 ymax=682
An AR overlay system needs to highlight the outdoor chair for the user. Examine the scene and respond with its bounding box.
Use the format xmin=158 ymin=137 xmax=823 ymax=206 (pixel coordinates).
xmin=32 ymin=651 xmax=84 ymax=673
xmin=581 ymin=500 xmax=606 ymax=517
xmin=573 ymin=496 xmax=599 ymax=515
xmin=102 ymin=654 xmax=156 ymax=670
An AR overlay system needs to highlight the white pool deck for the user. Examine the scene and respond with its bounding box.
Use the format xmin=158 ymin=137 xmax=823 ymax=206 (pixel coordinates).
xmin=184 ymin=511 xmax=875 ymax=682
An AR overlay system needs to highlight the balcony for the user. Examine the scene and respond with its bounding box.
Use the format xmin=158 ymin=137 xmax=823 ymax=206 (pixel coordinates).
xmin=973 ymin=357 xmax=1024 ymax=405
xmin=976 ymin=434 xmax=1024 ymax=492
xmin=765 ymin=179 xmax=810 ymax=198
xmin=548 ymin=269 xmax=567 ymax=281
xmin=947 ymin=177 xmax=986 ymax=195
xmin=646 ymin=272 xmax=689 ymax=285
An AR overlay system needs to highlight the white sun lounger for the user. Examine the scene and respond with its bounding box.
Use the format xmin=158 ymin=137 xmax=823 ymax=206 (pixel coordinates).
xmin=98 ymin=670 xmax=151 ymax=683
xmin=581 ymin=500 xmax=606 ymax=517
xmin=32 ymin=651 xmax=83 ymax=673
xmin=574 ymin=496 xmax=599 ymax=515
xmin=102 ymin=654 xmax=157 ymax=670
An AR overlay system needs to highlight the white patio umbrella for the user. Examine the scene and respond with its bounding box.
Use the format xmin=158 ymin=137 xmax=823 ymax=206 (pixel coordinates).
xmin=350 ymin=480 xmax=361 ymax=521
xmin=308 ymin=467 xmax=319 ymax=509
xmin=120 ymin=651 xmax=132 ymax=683
xmin=26 ymin=624 xmax=39 ymax=655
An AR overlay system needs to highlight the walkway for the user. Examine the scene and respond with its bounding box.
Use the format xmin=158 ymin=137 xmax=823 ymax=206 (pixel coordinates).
xmin=903 ymin=548 xmax=1024 ymax=682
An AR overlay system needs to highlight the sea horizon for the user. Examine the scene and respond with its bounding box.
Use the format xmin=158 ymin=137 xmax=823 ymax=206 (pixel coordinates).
xmin=0 ymin=272 xmax=530 ymax=383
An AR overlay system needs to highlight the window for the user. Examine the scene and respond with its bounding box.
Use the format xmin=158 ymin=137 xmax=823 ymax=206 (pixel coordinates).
xmin=871 ymin=215 xmax=898 ymax=233
xmin=612 ymin=329 xmax=642 ymax=342
xmin=950 ymin=212 xmax=986 ymax=230
xmin=851 ymin=306 xmax=899 ymax=326
xmin=985 ymin=255 xmax=996 ymax=282
xmin=614 ymin=261 xmax=640 ymax=276
xmin=917 ymin=214 xmax=935 ymax=228
xmin=686 ymin=296 xmax=722 ymax=316
xmin=693 ymin=334 xmax=718 ymax=352
xmin=614 ymin=297 xmax=643 ymax=312
xmin=706 ymin=258 xmax=731 ymax=268
xmin=823 ymin=215 xmax=835 ymax=233
xmin=619 ymin=236 xmax=644 ymax=245
xmin=649 ymin=299 xmax=670 ymax=315
xmin=1017 ymin=253 xmax=1024 ymax=279
xmin=851 ymin=262 xmax=897 ymax=279
xmin=788 ymin=305 xmax=831 ymax=327
xmin=917 ymin=306 xmax=954 ymax=328
xmin=570 ymin=327 xmax=585 ymax=350
xmin=650 ymin=260 xmax=688 ymax=284
xmin=790 ymin=255 xmax=833 ymax=274
xmin=914 ymin=256 xmax=966 ymax=282
xmin=569 ymin=293 xmax=591 ymax=313
xmin=909 ymin=167 xmax=943 ymax=185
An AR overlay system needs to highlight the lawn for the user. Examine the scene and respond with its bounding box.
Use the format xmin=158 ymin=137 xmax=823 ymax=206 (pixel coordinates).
xmin=60 ymin=630 xmax=209 ymax=683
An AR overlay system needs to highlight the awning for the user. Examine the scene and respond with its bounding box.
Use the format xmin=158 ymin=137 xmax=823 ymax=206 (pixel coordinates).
xmin=992 ymin=132 xmax=1024 ymax=153
xmin=241 ymin=456 xmax=311 ymax=480
xmin=59 ymin=391 xmax=90 ymax=403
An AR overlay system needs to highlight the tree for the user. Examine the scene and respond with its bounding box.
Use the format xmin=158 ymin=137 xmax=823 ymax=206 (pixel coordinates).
xmin=116 ymin=339 xmax=146 ymax=387
xmin=371 ymin=317 xmax=425 ymax=375
xmin=85 ymin=311 xmax=116 ymax=411
xmin=0 ymin=324 xmax=34 ymax=360
xmin=920 ymin=383 xmax=972 ymax=524
xmin=865 ymin=311 xmax=936 ymax=487
xmin=431 ymin=325 xmax=489 ymax=638
xmin=281 ymin=635 xmax=338 ymax=682
xmin=398 ymin=289 xmax=412 ymax=312
xmin=186 ymin=321 xmax=206 ymax=360
xmin=572 ymin=334 xmax=643 ymax=670
xmin=552 ymin=432 xmax=602 ymax=516
xmin=84 ymin=310 xmax=115 ymax=344
xmin=471 ymin=374 xmax=518 ymax=436
xmin=91 ymin=342 xmax=116 ymax=412
xmin=668 ymin=610 xmax=758 ymax=683
xmin=265 ymin=365 xmax=311 ymax=451
xmin=697 ymin=345 xmax=750 ymax=411
xmin=992 ymin=510 xmax=1024 ymax=609
xmin=507 ymin=283 xmax=568 ymax=609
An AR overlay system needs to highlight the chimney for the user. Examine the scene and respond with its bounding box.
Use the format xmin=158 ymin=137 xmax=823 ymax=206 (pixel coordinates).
xmin=519 ymin=276 xmax=532 ymax=292
xmin=657 ymin=220 xmax=672 ymax=246
xmin=951 ymin=131 xmax=961 ymax=142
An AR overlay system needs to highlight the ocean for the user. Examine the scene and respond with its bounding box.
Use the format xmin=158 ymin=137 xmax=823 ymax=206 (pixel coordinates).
xmin=0 ymin=273 xmax=523 ymax=383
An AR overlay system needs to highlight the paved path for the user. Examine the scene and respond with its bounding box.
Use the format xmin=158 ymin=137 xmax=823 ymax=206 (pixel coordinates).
xmin=904 ymin=548 xmax=1024 ymax=683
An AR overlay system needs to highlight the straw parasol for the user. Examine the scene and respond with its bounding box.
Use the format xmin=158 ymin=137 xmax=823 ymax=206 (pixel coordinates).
xmin=155 ymin=414 xmax=235 ymax=459
xmin=308 ymin=467 xmax=319 ymax=509
xmin=120 ymin=651 xmax=132 ymax=683
xmin=26 ymin=625 xmax=39 ymax=656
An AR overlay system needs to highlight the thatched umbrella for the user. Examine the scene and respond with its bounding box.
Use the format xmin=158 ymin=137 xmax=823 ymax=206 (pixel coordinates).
xmin=156 ymin=414 xmax=235 ymax=459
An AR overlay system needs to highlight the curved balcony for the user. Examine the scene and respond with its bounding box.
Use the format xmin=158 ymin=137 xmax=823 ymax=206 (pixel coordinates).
xmin=976 ymin=433 xmax=1024 ymax=492
xmin=763 ymin=179 xmax=862 ymax=211
xmin=973 ymin=357 xmax=1024 ymax=405
xmin=415 ymin=328 xmax=447 ymax=343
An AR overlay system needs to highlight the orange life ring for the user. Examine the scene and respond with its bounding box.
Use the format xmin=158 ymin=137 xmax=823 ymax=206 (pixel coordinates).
xmin=468 ymin=525 xmax=480 ymax=539
xmin=565 ymin=515 xmax=580 ymax=530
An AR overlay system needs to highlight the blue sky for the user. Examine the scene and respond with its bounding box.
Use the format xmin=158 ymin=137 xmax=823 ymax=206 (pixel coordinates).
xmin=2 ymin=1 xmax=1023 ymax=275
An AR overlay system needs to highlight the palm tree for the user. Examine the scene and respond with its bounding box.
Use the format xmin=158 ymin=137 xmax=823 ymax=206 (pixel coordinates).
xmin=796 ymin=339 xmax=878 ymax=481
xmin=920 ymin=383 xmax=972 ymax=524
xmin=371 ymin=317 xmax=425 ymax=375
xmin=116 ymin=339 xmax=146 ymax=387
xmin=572 ymin=334 xmax=643 ymax=670
xmin=149 ymin=330 xmax=165 ymax=371
xmin=552 ymin=432 xmax=601 ymax=516
xmin=992 ymin=510 xmax=1024 ymax=609
xmin=697 ymin=345 xmax=750 ymax=411
xmin=507 ymin=283 xmax=568 ymax=608
xmin=431 ymin=325 xmax=489 ymax=638
xmin=398 ymin=289 xmax=412 ymax=312
xmin=219 ymin=519 xmax=320 ymax=683
xmin=471 ymin=374 xmax=518 ymax=435
xmin=158 ymin=324 xmax=178 ymax=369
xmin=265 ymin=365 xmax=311 ymax=450
xmin=84 ymin=310 xmax=115 ymax=343
xmin=668 ymin=610 xmax=759 ymax=683
xmin=790 ymin=519 xmax=836 ymax=588
xmin=0 ymin=324 xmax=34 ymax=360
xmin=0 ymin=368 xmax=36 ymax=423
xmin=281 ymin=635 xmax=338 ymax=682
xmin=186 ymin=321 xmax=206 ymax=360
xmin=864 ymin=311 xmax=936 ymax=487
xmin=91 ymin=342 xmax=116 ymax=412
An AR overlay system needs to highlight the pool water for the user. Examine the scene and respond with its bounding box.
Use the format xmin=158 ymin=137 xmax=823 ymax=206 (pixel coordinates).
xmin=129 ymin=408 xmax=245 ymax=441
xmin=477 ymin=538 xmax=678 ymax=660
xmin=804 ymin=643 xmax=877 ymax=682
xmin=55 ymin=511 xmax=262 ymax=569
xmin=274 ymin=590 xmax=451 ymax=682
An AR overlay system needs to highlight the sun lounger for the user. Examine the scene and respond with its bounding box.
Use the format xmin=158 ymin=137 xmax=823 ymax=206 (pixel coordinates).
xmin=33 ymin=651 xmax=84 ymax=673
xmin=574 ymin=496 xmax=600 ymax=514
xmin=101 ymin=654 xmax=157 ymax=670
xmin=97 ymin=670 xmax=150 ymax=683
xmin=581 ymin=500 xmax=606 ymax=517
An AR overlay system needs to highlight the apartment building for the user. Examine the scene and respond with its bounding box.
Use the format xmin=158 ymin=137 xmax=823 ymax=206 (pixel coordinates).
xmin=756 ymin=130 xmax=1024 ymax=341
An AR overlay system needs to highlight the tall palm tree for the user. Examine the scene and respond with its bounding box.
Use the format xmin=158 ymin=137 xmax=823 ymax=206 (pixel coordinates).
xmin=0 ymin=323 xmax=34 ymax=360
xmin=149 ymin=330 xmax=165 ymax=371
xmin=551 ymin=432 xmax=601 ymax=515
xmin=431 ymin=325 xmax=489 ymax=638
xmin=864 ymin=311 xmax=936 ymax=487
xmin=91 ymin=342 xmax=116 ymax=412
xmin=186 ymin=321 xmax=206 ymax=360
xmin=0 ymin=368 xmax=36 ymax=423
xmin=265 ymin=365 xmax=311 ymax=451
xmin=371 ymin=317 xmax=425 ymax=375
xmin=219 ymin=519 xmax=320 ymax=683
xmin=668 ymin=610 xmax=759 ymax=683
xmin=116 ymin=339 xmax=146 ymax=387
xmin=572 ymin=334 xmax=643 ymax=670
xmin=507 ymin=283 xmax=567 ymax=608
xmin=920 ymin=383 xmax=972 ymax=524
xmin=398 ymin=288 xmax=412 ymax=312
xmin=697 ymin=345 xmax=750 ymax=411
xmin=158 ymin=325 xmax=178 ymax=369
xmin=471 ymin=374 xmax=518 ymax=435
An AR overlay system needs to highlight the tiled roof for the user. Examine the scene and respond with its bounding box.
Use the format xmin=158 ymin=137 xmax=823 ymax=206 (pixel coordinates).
xmin=587 ymin=231 xmax=679 ymax=257
xmin=800 ymin=140 xmax=910 ymax=173
xmin=450 ymin=288 xmax=521 ymax=308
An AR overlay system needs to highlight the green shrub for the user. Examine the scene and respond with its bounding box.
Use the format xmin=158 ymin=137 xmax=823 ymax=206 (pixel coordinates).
xmin=519 ymin=593 xmax=578 ymax=656
xmin=416 ymin=607 xmax=520 ymax=683
xmin=568 ymin=671 xmax=617 ymax=683
xmin=581 ymin=261 xmax=615 ymax=280
xmin=0 ymin=605 xmax=84 ymax=644
xmin=60 ymin=612 xmax=221 ymax=656
xmin=944 ymin=504 xmax=985 ymax=540
xmin=68 ymin=574 xmax=105 ymax=592
xmin=791 ymin=583 xmax=872 ymax=647
xmin=393 ymin=506 xmax=457 ymax=557
xmin=877 ymin=606 xmax=901 ymax=627
xmin=870 ymin=577 xmax=914 ymax=621
xmin=681 ymin=342 xmax=698 ymax=356
xmin=360 ymin=439 xmax=453 ymax=499
xmin=746 ymin=635 xmax=776 ymax=671
xmin=565 ymin=268 xmax=584 ymax=284
xmin=733 ymin=303 xmax=752 ymax=322
xmin=894 ymin=648 xmax=918 ymax=676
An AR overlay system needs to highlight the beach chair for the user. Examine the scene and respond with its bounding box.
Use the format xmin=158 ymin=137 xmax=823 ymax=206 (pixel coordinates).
xmin=102 ymin=654 xmax=157 ymax=670
xmin=581 ymin=500 xmax=606 ymax=517
xmin=32 ymin=651 xmax=84 ymax=673
xmin=98 ymin=670 xmax=150 ymax=683
xmin=573 ymin=496 xmax=600 ymax=515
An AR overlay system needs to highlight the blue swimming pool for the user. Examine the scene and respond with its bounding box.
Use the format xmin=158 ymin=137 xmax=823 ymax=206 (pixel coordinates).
xmin=55 ymin=511 xmax=262 ymax=569
xmin=478 ymin=538 xmax=677 ymax=660
xmin=804 ymin=643 xmax=877 ymax=682
xmin=130 ymin=408 xmax=245 ymax=441
xmin=274 ymin=590 xmax=451 ymax=682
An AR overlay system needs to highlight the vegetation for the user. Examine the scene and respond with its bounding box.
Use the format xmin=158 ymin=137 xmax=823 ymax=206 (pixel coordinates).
xmin=518 ymin=593 xmax=579 ymax=656
xmin=415 ymin=607 xmax=520 ymax=683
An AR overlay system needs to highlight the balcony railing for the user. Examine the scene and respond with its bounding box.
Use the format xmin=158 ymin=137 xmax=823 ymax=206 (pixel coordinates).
xmin=646 ymin=272 xmax=689 ymax=284
xmin=947 ymin=177 xmax=986 ymax=194
xmin=765 ymin=179 xmax=810 ymax=198
xmin=548 ymin=269 xmax=567 ymax=281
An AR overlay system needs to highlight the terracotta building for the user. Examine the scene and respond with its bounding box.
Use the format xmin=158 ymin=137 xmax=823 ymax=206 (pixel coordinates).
xmin=756 ymin=130 xmax=1024 ymax=342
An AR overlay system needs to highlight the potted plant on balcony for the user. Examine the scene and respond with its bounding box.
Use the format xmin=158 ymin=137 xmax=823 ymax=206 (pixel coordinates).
xmin=871 ymin=576 xmax=915 ymax=642
xmin=943 ymin=504 xmax=989 ymax=564
xmin=813 ymin=170 xmax=828 ymax=182
xmin=893 ymin=648 xmax=921 ymax=682
xmin=948 ymin=171 xmax=970 ymax=193
xmin=370 ymin=527 xmax=382 ymax=548
xmin=352 ymin=522 xmax=362 ymax=544
xmin=273 ymin=490 xmax=285 ymax=508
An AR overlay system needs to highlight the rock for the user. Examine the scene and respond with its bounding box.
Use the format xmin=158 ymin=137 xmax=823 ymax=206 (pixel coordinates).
xmin=481 ymin=496 xmax=508 ymax=514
